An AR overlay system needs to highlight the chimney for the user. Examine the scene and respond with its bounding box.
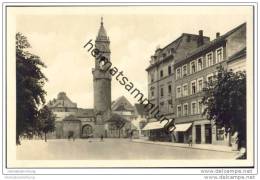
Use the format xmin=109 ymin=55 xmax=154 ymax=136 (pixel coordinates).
xmin=216 ymin=32 xmax=220 ymax=38
xmin=197 ymin=30 xmax=204 ymax=47
xmin=199 ymin=30 xmax=203 ymax=36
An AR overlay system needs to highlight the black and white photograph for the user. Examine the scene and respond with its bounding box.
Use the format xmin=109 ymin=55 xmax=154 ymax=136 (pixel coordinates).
xmin=1 ymin=1 xmax=258 ymax=178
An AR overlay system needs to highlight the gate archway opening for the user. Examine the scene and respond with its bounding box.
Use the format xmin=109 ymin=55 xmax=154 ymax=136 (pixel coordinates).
xmin=81 ymin=124 xmax=93 ymax=138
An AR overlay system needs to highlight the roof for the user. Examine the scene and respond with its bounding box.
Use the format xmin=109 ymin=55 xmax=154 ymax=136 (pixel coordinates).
xmin=228 ymin=47 xmax=246 ymax=62
xmin=175 ymin=22 xmax=246 ymax=65
xmin=107 ymin=113 xmax=128 ymax=123
xmin=96 ymin=18 xmax=108 ymax=41
xmin=146 ymin=33 xmax=211 ymax=71
xmin=76 ymin=108 xmax=95 ymax=118
xmin=63 ymin=115 xmax=81 ymax=122
xmin=112 ymin=96 xmax=134 ymax=111
xmin=47 ymin=92 xmax=77 ymax=108
xmin=134 ymin=103 xmax=149 ymax=116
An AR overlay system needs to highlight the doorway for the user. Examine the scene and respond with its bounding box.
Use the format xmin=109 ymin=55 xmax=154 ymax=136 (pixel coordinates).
xmin=178 ymin=132 xmax=184 ymax=143
xmin=205 ymin=124 xmax=212 ymax=144
xmin=195 ymin=125 xmax=201 ymax=144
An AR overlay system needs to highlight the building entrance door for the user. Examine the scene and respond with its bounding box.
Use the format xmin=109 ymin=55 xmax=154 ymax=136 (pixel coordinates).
xmin=205 ymin=124 xmax=212 ymax=144
xmin=195 ymin=125 xmax=201 ymax=144
xmin=178 ymin=132 xmax=184 ymax=143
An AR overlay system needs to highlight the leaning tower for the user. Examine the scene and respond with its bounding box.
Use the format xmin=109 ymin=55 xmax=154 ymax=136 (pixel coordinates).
xmin=92 ymin=18 xmax=111 ymax=137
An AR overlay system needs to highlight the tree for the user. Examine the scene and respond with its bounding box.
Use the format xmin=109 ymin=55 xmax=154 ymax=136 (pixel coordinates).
xmin=16 ymin=32 xmax=47 ymax=144
xmin=108 ymin=114 xmax=127 ymax=138
xmin=202 ymin=66 xmax=246 ymax=149
xmin=37 ymin=105 xmax=56 ymax=142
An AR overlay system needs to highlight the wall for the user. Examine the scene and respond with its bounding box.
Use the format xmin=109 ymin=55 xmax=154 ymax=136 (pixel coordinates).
xmin=62 ymin=120 xmax=81 ymax=138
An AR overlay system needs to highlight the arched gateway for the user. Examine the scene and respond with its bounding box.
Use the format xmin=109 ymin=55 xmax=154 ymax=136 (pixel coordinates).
xmin=81 ymin=124 xmax=93 ymax=138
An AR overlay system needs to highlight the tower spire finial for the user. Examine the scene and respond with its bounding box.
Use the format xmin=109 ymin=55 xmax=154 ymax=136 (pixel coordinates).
xmin=101 ymin=16 xmax=103 ymax=25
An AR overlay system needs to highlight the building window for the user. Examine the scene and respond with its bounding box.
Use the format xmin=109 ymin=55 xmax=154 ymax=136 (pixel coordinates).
xmin=160 ymin=87 xmax=164 ymax=97
xmin=198 ymin=100 xmax=203 ymax=114
xmin=191 ymin=102 xmax=197 ymax=115
xmin=177 ymin=105 xmax=182 ymax=117
xmin=191 ymin=80 xmax=196 ymax=94
xmin=182 ymin=65 xmax=187 ymax=77
xmin=197 ymin=78 xmax=203 ymax=92
xmin=197 ymin=57 xmax=203 ymax=71
xmin=206 ymin=52 xmax=213 ymax=67
xmin=216 ymin=47 xmax=223 ymax=63
xmin=160 ymin=70 xmax=164 ymax=78
xmin=183 ymin=103 xmax=188 ymax=116
xmin=190 ymin=61 xmax=196 ymax=74
xmin=168 ymin=65 xmax=172 ymax=75
xmin=176 ymin=86 xmax=182 ymax=98
xmin=216 ymin=125 xmax=225 ymax=141
xmin=151 ymin=72 xmax=154 ymax=83
xmin=168 ymin=84 xmax=172 ymax=94
xmin=176 ymin=68 xmax=181 ymax=79
xmin=182 ymin=83 xmax=188 ymax=96
xmin=207 ymin=73 xmax=214 ymax=83
xmin=171 ymin=48 xmax=175 ymax=54
xmin=151 ymin=90 xmax=154 ymax=97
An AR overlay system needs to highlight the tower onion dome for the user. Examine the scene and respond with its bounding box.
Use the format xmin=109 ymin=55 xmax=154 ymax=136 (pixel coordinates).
xmin=96 ymin=17 xmax=109 ymax=41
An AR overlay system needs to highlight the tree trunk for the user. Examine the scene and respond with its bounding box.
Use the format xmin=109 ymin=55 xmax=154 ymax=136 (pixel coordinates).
xmin=118 ymin=129 xmax=120 ymax=138
xmin=16 ymin=134 xmax=21 ymax=145
xmin=44 ymin=132 xmax=47 ymax=142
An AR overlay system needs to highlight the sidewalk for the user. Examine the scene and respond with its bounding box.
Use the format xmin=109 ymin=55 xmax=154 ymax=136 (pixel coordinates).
xmin=132 ymin=139 xmax=238 ymax=153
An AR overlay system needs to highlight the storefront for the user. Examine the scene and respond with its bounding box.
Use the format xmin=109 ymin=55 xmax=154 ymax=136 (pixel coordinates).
xmin=172 ymin=122 xmax=192 ymax=143
xmin=142 ymin=120 xmax=173 ymax=142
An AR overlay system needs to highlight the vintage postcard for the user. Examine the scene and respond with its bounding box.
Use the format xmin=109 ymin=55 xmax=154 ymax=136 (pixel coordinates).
xmin=2 ymin=3 xmax=256 ymax=172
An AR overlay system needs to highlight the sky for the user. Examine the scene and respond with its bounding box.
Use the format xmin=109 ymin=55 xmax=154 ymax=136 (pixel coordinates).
xmin=15 ymin=6 xmax=252 ymax=108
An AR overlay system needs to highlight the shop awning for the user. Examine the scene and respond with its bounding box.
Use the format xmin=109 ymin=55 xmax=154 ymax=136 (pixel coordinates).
xmin=174 ymin=123 xmax=192 ymax=132
xmin=142 ymin=119 xmax=173 ymax=130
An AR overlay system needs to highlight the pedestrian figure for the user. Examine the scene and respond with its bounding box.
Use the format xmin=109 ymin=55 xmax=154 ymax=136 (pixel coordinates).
xmin=100 ymin=134 xmax=103 ymax=141
xmin=188 ymin=134 xmax=192 ymax=147
xmin=130 ymin=131 xmax=133 ymax=141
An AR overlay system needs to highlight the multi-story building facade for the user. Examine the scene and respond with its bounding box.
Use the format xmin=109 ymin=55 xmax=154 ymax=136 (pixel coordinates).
xmin=174 ymin=23 xmax=246 ymax=146
xmin=146 ymin=23 xmax=246 ymax=146
xmin=145 ymin=32 xmax=210 ymax=141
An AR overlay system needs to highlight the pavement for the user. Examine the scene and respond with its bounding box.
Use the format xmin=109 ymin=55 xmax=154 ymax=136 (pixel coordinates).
xmin=132 ymin=138 xmax=237 ymax=153
xmin=16 ymin=138 xmax=238 ymax=160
